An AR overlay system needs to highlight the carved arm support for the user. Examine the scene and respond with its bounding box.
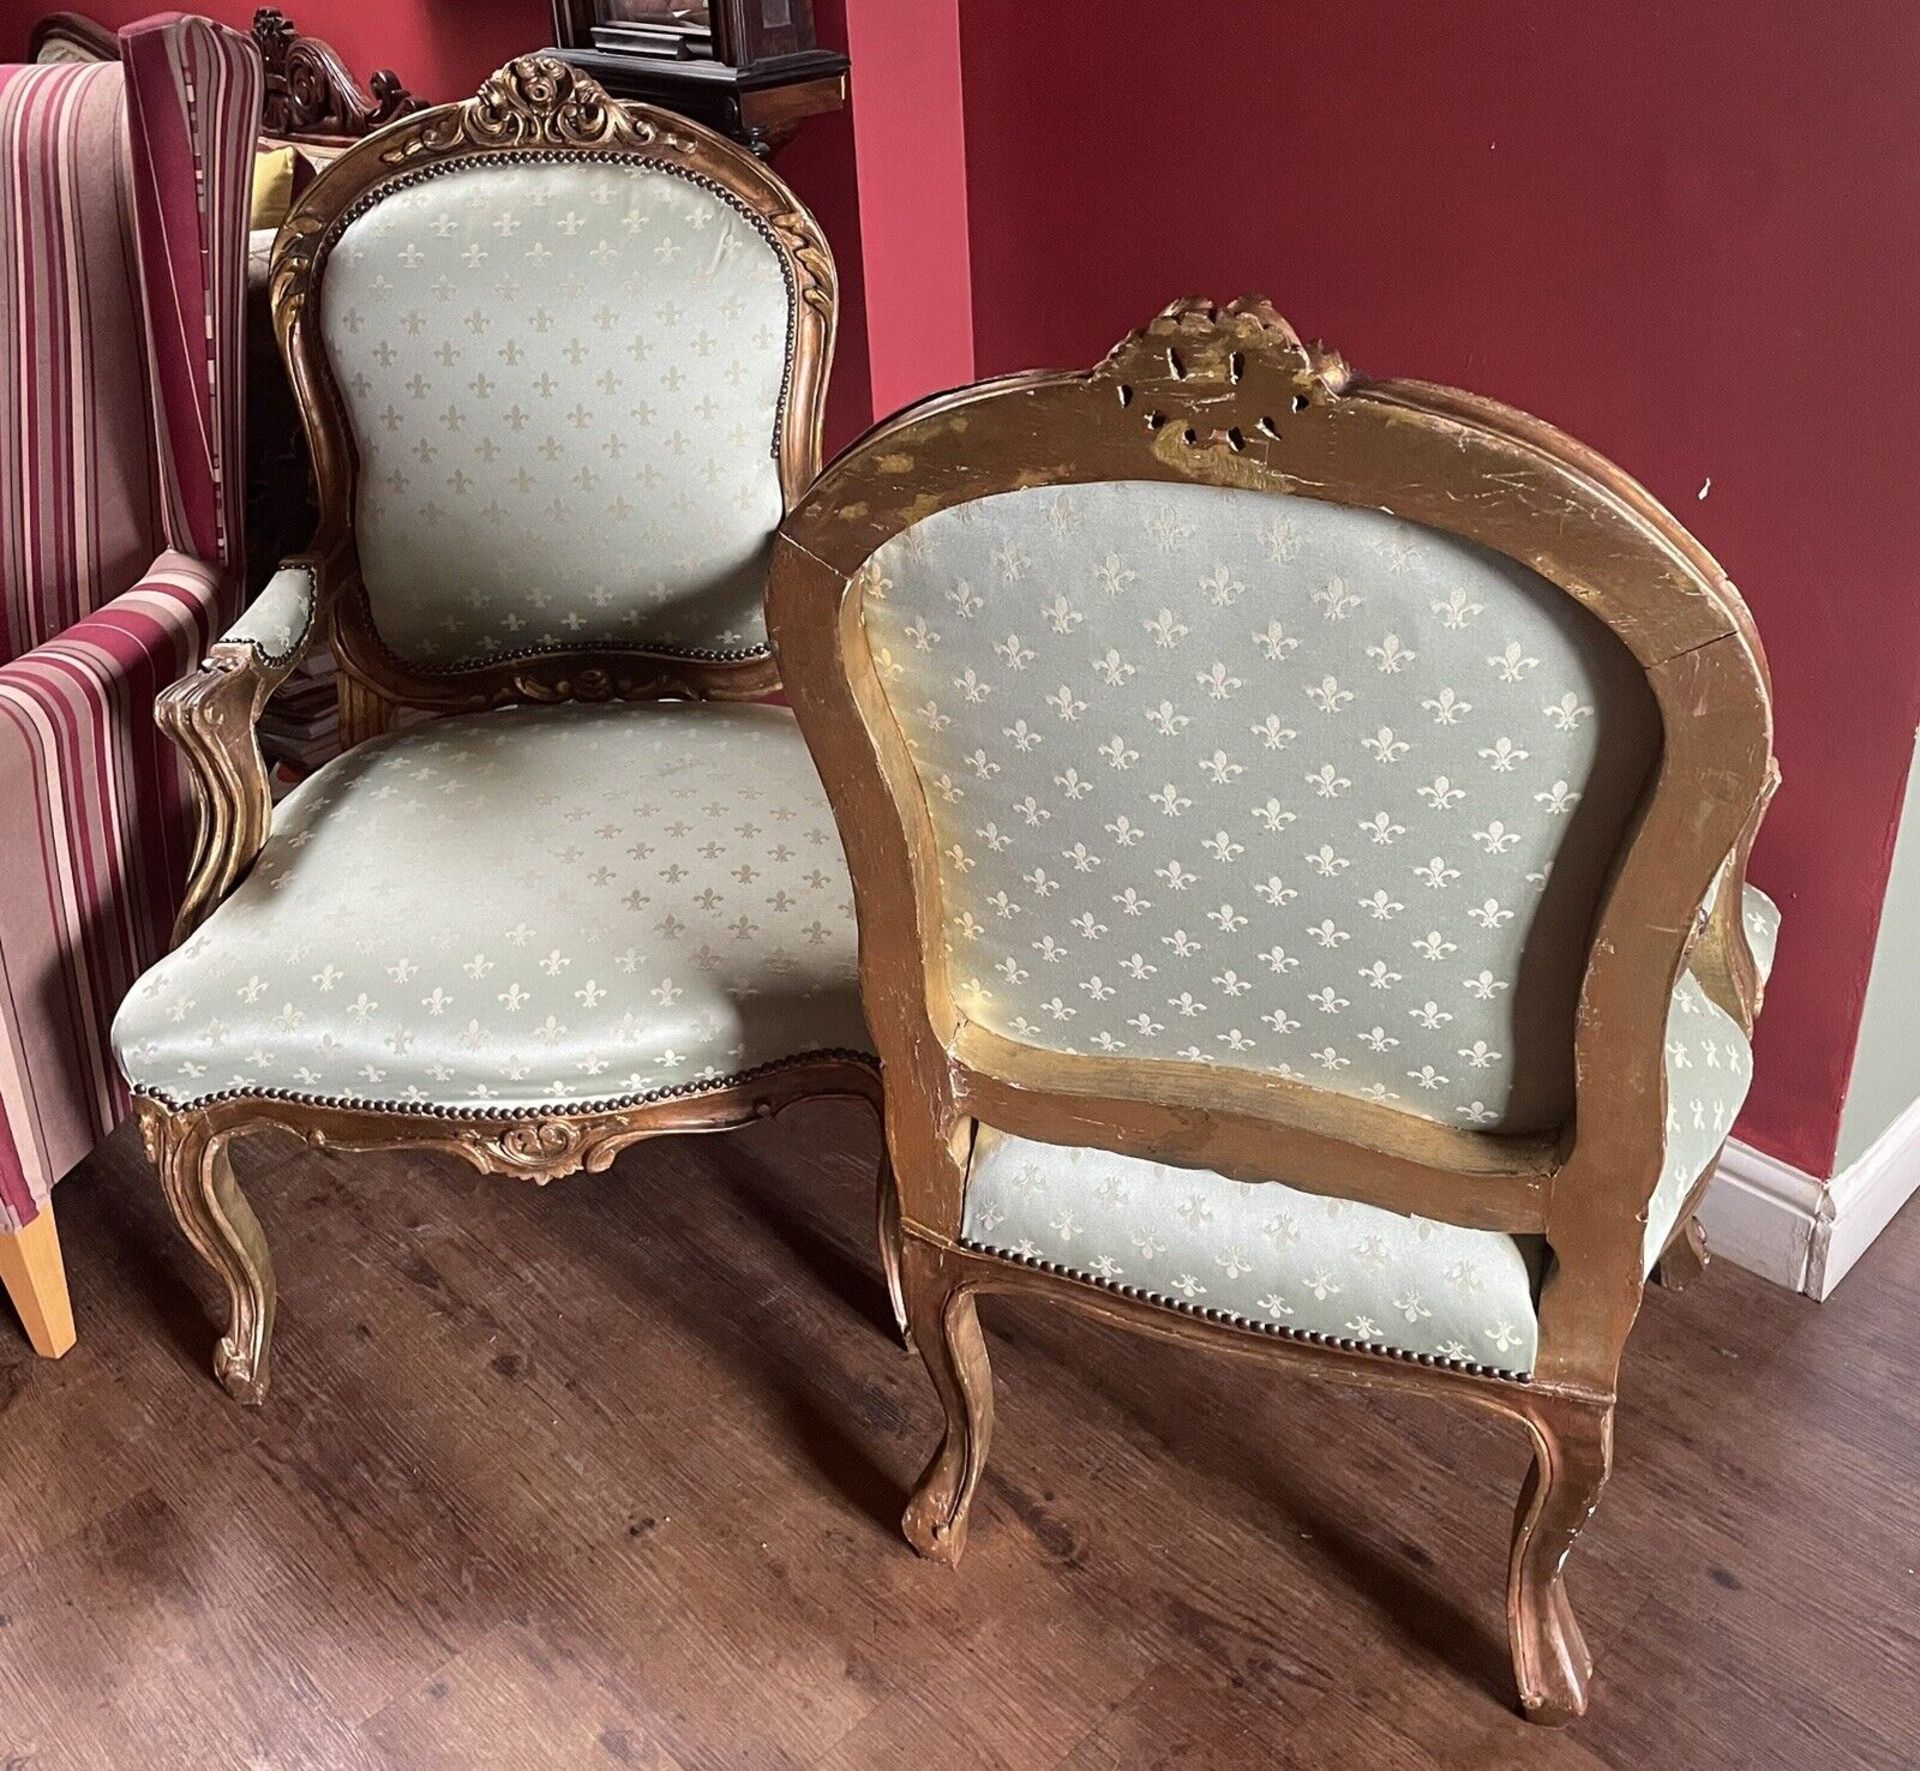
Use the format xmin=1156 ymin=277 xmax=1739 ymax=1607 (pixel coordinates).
xmin=161 ymin=560 xmax=326 ymax=945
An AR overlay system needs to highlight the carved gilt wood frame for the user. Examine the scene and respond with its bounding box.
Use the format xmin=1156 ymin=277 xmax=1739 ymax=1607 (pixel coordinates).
xmin=135 ymin=60 xmax=895 ymax=1413
xmin=766 ymin=299 xmax=1775 ymax=1722
xmin=271 ymin=52 xmax=837 ymax=742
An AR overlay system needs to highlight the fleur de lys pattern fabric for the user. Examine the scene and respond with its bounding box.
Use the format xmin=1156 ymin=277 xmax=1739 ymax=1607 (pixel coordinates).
xmin=320 ymin=159 xmax=794 ymax=668
xmin=962 ymin=1126 xmax=1547 ymax=1375
xmin=112 ymin=703 xmax=871 ymax=1115
xmin=1638 ymin=881 xmax=1777 ymax=1271
xmin=862 ymin=481 xmax=1659 ymax=1134
xmin=1640 ymin=963 xmax=1756 ymax=1272
xmin=0 ymin=19 xmax=257 ymax=1229
xmin=222 ymin=563 xmax=316 ymax=662
xmin=962 ymin=888 xmax=1779 ymax=1372
xmin=1742 ymin=881 xmax=1781 ymax=989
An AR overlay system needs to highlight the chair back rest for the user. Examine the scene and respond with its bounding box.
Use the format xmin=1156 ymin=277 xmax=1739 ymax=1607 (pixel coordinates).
xmin=770 ymin=301 xmax=1774 ymax=1277
xmin=0 ymin=19 xmax=257 ymax=663
xmin=857 ymin=475 xmax=1656 ymax=1134
xmin=273 ymin=56 xmax=834 ymax=710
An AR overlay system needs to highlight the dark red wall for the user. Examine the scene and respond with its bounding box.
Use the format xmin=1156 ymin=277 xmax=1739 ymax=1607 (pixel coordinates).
xmin=958 ymin=0 xmax=1920 ymax=1176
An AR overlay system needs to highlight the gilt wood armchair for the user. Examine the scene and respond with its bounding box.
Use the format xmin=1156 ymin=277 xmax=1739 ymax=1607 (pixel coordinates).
xmin=0 ymin=16 xmax=259 ymax=1357
xmin=768 ymin=301 xmax=1779 ymax=1723
xmin=111 ymin=57 xmax=896 ymax=1406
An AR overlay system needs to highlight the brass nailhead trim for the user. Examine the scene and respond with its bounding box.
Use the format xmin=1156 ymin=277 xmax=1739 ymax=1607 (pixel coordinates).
xmin=960 ymin=1236 xmax=1533 ymax=1385
xmin=137 ymin=1047 xmax=878 ymax=1120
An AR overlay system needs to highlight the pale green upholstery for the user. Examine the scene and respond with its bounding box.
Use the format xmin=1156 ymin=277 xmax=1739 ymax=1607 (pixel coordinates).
xmin=112 ymin=703 xmax=868 ymax=1113
xmin=1636 ymin=880 xmax=1777 ymax=1269
xmin=963 ymin=1125 xmax=1548 ymax=1375
xmin=321 ymin=159 xmax=793 ymax=667
xmin=1743 ymin=881 xmax=1781 ymax=986
xmin=862 ymin=481 xmax=1659 ymax=1135
xmin=222 ymin=562 xmax=316 ymax=662
xmin=1639 ymin=967 xmax=1752 ymax=1273
xmin=965 ymin=884 xmax=1779 ymax=1373
xmin=865 ymin=470 xmax=1778 ymax=1375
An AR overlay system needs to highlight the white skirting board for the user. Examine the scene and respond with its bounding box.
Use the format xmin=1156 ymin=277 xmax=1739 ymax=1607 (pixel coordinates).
xmin=1701 ymin=1093 xmax=1920 ymax=1298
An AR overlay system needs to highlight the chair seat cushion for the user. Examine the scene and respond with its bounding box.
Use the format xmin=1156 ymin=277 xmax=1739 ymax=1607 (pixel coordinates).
xmin=113 ymin=702 xmax=869 ymax=1115
xmin=961 ymin=1125 xmax=1547 ymax=1376
xmin=962 ymin=947 xmax=1765 ymax=1376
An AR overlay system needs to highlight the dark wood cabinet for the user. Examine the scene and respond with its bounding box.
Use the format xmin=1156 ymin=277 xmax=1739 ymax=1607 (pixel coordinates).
xmin=549 ymin=1 xmax=847 ymax=156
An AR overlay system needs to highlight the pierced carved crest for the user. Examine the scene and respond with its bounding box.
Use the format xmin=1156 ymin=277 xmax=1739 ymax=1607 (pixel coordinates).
xmin=1093 ymin=297 xmax=1355 ymax=465
xmin=1101 ymin=298 xmax=1352 ymax=394
xmin=388 ymin=55 xmax=695 ymax=163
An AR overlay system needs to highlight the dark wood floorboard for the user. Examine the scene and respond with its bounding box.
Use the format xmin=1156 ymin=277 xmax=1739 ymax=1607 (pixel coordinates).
xmin=3 ymin=1107 xmax=1916 ymax=1769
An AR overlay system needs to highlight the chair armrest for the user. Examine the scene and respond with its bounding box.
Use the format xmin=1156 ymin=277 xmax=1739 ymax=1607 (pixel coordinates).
xmin=219 ymin=559 xmax=321 ymax=665
xmin=160 ymin=561 xmax=325 ymax=944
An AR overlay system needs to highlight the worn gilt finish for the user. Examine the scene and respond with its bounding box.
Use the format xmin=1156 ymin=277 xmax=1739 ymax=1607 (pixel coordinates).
xmin=136 ymin=1059 xmax=893 ymax=1406
xmin=267 ymin=54 xmax=836 ymax=736
xmin=767 ymin=299 xmax=1776 ymax=1723
xmin=160 ymin=560 xmax=321 ymax=946
xmin=137 ymin=60 xmax=901 ymax=1405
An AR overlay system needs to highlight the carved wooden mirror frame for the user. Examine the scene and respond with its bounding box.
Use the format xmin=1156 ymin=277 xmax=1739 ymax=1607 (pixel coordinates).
xmin=136 ymin=60 xmax=896 ymax=1417
xmin=271 ymin=52 xmax=836 ymax=743
xmin=767 ymin=299 xmax=1776 ymax=1723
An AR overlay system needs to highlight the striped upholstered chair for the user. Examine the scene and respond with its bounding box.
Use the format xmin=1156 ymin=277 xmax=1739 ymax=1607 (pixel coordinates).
xmin=0 ymin=17 xmax=260 ymax=1356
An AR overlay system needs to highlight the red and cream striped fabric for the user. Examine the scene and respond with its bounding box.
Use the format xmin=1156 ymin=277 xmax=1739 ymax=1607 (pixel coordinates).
xmin=0 ymin=17 xmax=259 ymax=1229
xmin=0 ymin=556 xmax=220 ymax=1224
xmin=0 ymin=57 xmax=159 ymax=660
xmin=122 ymin=14 xmax=256 ymax=574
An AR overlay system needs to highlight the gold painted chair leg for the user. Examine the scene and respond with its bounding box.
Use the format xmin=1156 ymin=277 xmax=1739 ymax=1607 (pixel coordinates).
xmin=1652 ymin=1214 xmax=1710 ymax=1291
xmin=1508 ymin=1399 xmax=1613 ymax=1724
xmin=146 ymin=1111 xmax=277 ymax=1404
xmin=0 ymin=1204 xmax=77 ymax=1358
xmin=900 ymin=1238 xmax=993 ymax=1566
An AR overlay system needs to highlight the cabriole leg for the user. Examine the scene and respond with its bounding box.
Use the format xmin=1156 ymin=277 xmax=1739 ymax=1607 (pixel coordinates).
xmin=1508 ymin=1396 xmax=1613 ymax=1723
xmin=900 ymin=1237 xmax=993 ymax=1566
xmin=143 ymin=1107 xmax=277 ymax=1405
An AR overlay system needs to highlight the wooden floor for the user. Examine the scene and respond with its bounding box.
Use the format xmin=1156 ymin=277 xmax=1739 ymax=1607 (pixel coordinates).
xmin=3 ymin=1109 xmax=1916 ymax=1770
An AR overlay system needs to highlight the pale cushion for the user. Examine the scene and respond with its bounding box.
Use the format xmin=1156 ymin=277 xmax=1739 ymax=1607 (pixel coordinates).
xmin=319 ymin=158 xmax=793 ymax=668
xmin=861 ymin=481 xmax=1659 ymax=1137
xmin=962 ymin=1125 xmax=1547 ymax=1376
xmin=1743 ymin=882 xmax=1780 ymax=986
xmin=113 ymin=703 xmax=869 ymax=1113
xmin=1633 ymin=881 xmax=1774 ymax=1266
xmin=964 ymin=949 xmax=1765 ymax=1374
xmin=1640 ymin=966 xmax=1756 ymax=1271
